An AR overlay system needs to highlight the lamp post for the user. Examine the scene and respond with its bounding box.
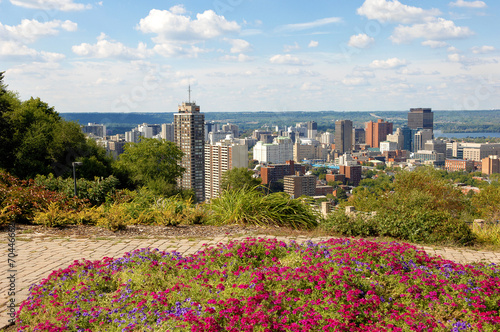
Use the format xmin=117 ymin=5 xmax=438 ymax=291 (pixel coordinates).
xmin=72 ymin=162 xmax=83 ymax=197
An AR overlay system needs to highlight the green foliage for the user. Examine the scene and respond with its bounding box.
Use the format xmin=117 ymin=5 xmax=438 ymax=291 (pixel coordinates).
xmin=322 ymin=208 xmax=378 ymax=237
xmin=115 ymin=138 xmax=184 ymax=196
xmin=34 ymin=174 xmax=120 ymax=206
xmin=220 ymin=167 xmax=261 ymax=192
xmin=471 ymin=186 xmax=500 ymax=222
xmin=208 ymin=188 xmax=319 ymax=229
xmin=32 ymin=202 xmax=78 ymax=227
xmin=0 ymin=171 xmax=88 ymax=226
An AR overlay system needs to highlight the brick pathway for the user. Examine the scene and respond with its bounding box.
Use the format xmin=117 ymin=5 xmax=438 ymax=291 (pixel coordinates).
xmin=2 ymin=234 xmax=500 ymax=328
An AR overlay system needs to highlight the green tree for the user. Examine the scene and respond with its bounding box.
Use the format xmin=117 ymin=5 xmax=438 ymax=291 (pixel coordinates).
xmin=115 ymin=138 xmax=184 ymax=196
xmin=221 ymin=167 xmax=261 ymax=192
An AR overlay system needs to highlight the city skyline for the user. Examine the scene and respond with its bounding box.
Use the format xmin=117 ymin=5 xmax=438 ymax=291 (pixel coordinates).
xmin=1 ymin=0 xmax=500 ymax=113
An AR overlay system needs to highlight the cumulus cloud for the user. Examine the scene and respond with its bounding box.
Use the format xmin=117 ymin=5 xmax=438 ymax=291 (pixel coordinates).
xmin=283 ymin=42 xmax=300 ymax=52
xmin=72 ymin=33 xmax=153 ymax=59
xmin=0 ymin=40 xmax=65 ymax=61
xmin=471 ymin=45 xmax=495 ymax=54
xmin=9 ymin=0 xmax=91 ymax=11
xmin=448 ymin=52 xmax=498 ymax=66
xmin=0 ymin=19 xmax=77 ymax=43
xmin=219 ymin=53 xmax=253 ymax=62
xmin=224 ymin=38 xmax=252 ymax=53
xmin=449 ymin=0 xmax=487 ymax=8
xmin=269 ymin=54 xmax=310 ymax=66
xmin=308 ymin=40 xmax=318 ymax=48
xmin=137 ymin=8 xmax=240 ymax=43
xmin=390 ymin=18 xmax=473 ymax=44
xmin=421 ymin=40 xmax=448 ymax=48
xmin=369 ymin=57 xmax=407 ymax=69
xmin=348 ymin=34 xmax=375 ymax=48
xmin=342 ymin=77 xmax=369 ymax=86
xmin=276 ymin=17 xmax=342 ymax=32
xmin=300 ymin=82 xmax=322 ymax=91
xmin=137 ymin=7 xmax=240 ymax=58
xmin=357 ymin=0 xmax=440 ymax=24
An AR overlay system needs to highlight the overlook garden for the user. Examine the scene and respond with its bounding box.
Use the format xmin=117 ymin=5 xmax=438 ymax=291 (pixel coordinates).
xmin=2 ymin=72 xmax=500 ymax=330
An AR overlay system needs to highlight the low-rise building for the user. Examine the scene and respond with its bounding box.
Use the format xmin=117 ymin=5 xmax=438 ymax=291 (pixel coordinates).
xmin=284 ymin=174 xmax=316 ymax=198
xmin=445 ymin=159 xmax=474 ymax=172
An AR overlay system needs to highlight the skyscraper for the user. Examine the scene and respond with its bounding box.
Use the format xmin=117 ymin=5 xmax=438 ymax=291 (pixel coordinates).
xmin=408 ymin=108 xmax=433 ymax=131
xmin=335 ymin=120 xmax=352 ymax=154
xmin=174 ymin=98 xmax=205 ymax=202
xmin=365 ymin=119 xmax=393 ymax=148
xmin=307 ymin=121 xmax=317 ymax=139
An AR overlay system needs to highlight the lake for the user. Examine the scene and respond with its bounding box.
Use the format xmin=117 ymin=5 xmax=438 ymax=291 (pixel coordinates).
xmin=434 ymin=131 xmax=500 ymax=139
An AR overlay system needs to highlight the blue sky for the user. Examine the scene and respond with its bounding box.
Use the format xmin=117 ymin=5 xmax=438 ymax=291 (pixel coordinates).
xmin=1 ymin=0 xmax=499 ymax=113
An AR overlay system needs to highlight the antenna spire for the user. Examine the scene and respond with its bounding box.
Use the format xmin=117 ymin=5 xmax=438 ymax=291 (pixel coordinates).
xmin=188 ymin=84 xmax=191 ymax=103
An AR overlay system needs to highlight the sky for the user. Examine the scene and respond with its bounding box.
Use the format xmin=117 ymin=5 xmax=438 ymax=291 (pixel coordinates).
xmin=1 ymin=0 xmax=500 ymax=113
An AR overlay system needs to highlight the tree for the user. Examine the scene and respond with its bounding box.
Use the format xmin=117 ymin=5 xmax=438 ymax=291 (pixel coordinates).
xmin=115 ymin=138 xmax=184 ymax=196
xmin=220 ymin=167 xmax=261 ymax=192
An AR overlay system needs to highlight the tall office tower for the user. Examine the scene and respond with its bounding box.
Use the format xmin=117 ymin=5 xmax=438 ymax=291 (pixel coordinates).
xmin=307 ymin=121 xmax=317 ymax=139
xmin=401 ymin=125 xmax=412 ymax=151
xmin=365 ymin=119 xmax=393 ymax=148
xmin=174 ymin=98 xmax=205 ymax=202
xmin=335 ymin=120 xmax=353 ymax=154
xmin=221 ymin=123 xmax=239 ymax=138
xmin=204 ymin=137 xmax=248 ymax=201
xmin=412 ymin=129 xmax=433 ymax=152
xmin=352 ymin=128 xmax=365 ymax=147
xmin=408 ymin=108 xmax=433 ymax=131
xmin=161 ymin=123 xmax=175 ymax=142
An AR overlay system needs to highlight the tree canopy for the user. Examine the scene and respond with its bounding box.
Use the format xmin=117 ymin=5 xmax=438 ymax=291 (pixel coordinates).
xmin=0 ymin=73 xmax=113 ymax=180
xmin=220 ymin=167 xmax=261 ymax=192
xmin=115 ymin=138 xmax=184 ymax=196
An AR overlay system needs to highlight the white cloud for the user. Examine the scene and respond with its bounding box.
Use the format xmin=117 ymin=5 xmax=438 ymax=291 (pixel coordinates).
xmin=300 ymin=82 xmax=322 ymax=91
xmin=357 ymin=0 xmax=440 ymax=24
xmin=448 ymin=52 xmax=498 ymax=66
xmin=449 ymin=0 xmax=487 ymax=8
xmin=390 ymin=18 xmax=473 ymax=44
xmin=369 ymin=57 xmax=407 ymax=69
xmin=421 ymin=40 xmax=448 ymax=48
xmin=137 ymin=8 xmax=240 ymax=43
xmin=269 ymin=54 xmax=310 ymax=66
xmin=9 ymin=0 xmax=91 ymax=11
xmin=0 ymin=19 xmax=78 ymax=43
xmin=0 ymin=40 xmax=65 ymax=61
xmin=283 ymin=42 xmax=300 ymax=52
xmin=137 ymin=8 xmax=240 ymax=58
xmin=342 ymin=77 xmax=369 ymax=86
xmin=169 ymin=4 xmax=187 ymax=14
xmin=220 ymin=54 xmax=253 ymax=62
xmin=276 ymin=17 xmax=342 ymax=32
xmin=348 ymin=34 xmax=375 ymax=48
xmin=447 ymin=46 xmax=461 ymax=53
xmin=72 ymin=33 xmax=153 ymax=59
xmin=308 ymin=40 xmax=318 ymax=48
xmin=224 ymin=38 xmax=252 ymax=53
xmin=471 ymin=45 xmax=495 ymax=54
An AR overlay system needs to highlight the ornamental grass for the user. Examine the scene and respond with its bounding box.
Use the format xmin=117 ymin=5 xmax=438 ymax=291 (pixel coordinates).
xmin=17 ymin=238 xmax=500 ymax=331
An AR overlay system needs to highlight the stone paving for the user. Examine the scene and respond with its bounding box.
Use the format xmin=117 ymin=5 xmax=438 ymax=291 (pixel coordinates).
xmin=2 ymin=234 xmax=500 ymax=328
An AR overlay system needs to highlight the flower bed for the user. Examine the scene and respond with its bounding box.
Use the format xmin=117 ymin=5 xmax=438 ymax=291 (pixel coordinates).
xmin=17 ymin=238 xmax=500 ymax=331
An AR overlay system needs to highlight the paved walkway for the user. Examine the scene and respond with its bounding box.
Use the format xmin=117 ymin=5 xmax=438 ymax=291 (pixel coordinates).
xmin=2 ymin=234 xmax=500 ymax=328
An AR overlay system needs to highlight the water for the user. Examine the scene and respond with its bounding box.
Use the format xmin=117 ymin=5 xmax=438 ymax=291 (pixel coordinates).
xmin=434 ymin=131 xmax=500 ymax=139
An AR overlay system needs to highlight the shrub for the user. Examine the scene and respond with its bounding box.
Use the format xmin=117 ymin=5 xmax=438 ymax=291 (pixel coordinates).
xmin=208 ymin=188 xmax=319 ymax=229
xmin=0 ymin=171 xmax=88 ymax=226
xmin=322 ymin=208 xmax=378 ymax=237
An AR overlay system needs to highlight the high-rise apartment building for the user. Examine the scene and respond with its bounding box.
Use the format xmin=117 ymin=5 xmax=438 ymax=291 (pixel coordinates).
xmin=335 ymin=120 xmax=352 ymax=154
xmin=174 ymin=101 xmax=205 ymax=202
xmin=307 ymin=121 xmax=317 ymax=139
xmin=161 ymin=123 xmax=174 ymax=142
xmin=482 ymin=155 xmax=500 ymax=175
xmin=365 ymin=119 xmax=393 ymax=148
xmin=284 ymin=174 xmax=316 ymax=198
xmin=408 ymin=108 xmax=433 ymax=131
xmin=204 ymin=138 xmax=248 ymax=201
xmin=82 ymin=123 xmax=106 ymax=138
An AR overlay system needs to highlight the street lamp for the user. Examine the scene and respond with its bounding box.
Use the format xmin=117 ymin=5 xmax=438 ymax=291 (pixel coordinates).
xmin=72 ymin=162 xmax=83 ymax=197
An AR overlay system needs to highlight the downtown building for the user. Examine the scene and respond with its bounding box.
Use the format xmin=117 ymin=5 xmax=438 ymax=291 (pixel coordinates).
xmin=174 ymin=101 xmax=205 ymax=202
xmin=204 ymin=136 xmax=248 ymax=201
xmin=335 ymin=120 xmax=353 ymax=154
xmin=365 ymin=119 xmax=393 ymax=149
xmin=408 ymin=108 xmax=433 ymax=131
